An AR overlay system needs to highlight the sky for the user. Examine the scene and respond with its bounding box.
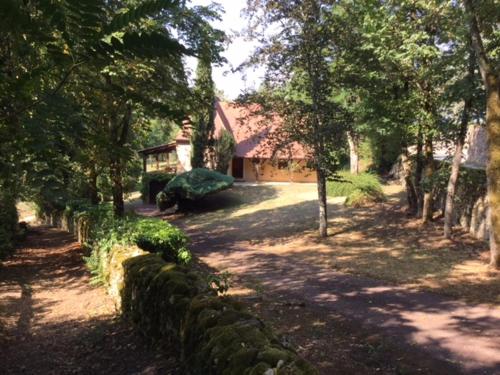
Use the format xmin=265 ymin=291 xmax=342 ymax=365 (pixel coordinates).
xmin=186 ymin=0 xmax=264 ymax=100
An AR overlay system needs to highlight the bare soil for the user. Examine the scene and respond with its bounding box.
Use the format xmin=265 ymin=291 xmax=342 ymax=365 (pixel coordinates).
xmin=152 ymin=183 xmax=500 ymax=375
xmin=0 ymin=227 xmax=180 ymax=375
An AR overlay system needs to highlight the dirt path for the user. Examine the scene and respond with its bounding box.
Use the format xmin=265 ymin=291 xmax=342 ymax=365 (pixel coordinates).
xmin=180 ymin=228 xmax=500 ymax=375
xmin=0 ymin=227 xmax=179 ymax=375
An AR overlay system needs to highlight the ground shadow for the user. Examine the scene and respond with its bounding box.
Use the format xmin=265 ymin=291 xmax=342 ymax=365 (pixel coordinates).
xmin=173 ymin=184 xmax=500 ymax=374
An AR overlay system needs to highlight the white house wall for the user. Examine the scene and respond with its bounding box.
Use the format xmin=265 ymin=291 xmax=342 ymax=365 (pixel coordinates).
xmin=176 ymin=143 xmax=192 ymax=172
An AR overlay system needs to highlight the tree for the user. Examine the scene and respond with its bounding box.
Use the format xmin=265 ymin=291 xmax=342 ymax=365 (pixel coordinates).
xmin=191 ymin=51 xmax=216 ymax=168
xmin=243 ymin=0 xmax=348 ymax=237
xmin=0 ymin=0 xmax=226 ymax=220
xmin=464 ymin=0 xmax=500 ymax=268
xmin=211 ymin=129 xmax=236 ymax=174
xmin=443 ymin=26 xmax=483 ymax=238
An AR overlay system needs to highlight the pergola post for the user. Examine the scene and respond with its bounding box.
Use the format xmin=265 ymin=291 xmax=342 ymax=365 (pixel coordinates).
xmin=142 ymin=155 xmax=147 ymax=173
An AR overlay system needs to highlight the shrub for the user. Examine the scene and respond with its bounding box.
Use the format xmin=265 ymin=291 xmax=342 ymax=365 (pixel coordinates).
xmin=327 ymin=171 xmax=385 ymax=208
xmin=140 ymin=171 xmax=175 ymax=203
xmin=327 ymin=171 xmax=383 ymax=197
xmin=344 ymin=186 xmax=386 ymax=207
xmin=158 ymin=168 xmax=234 ymax=211
xmin=133 ymin=218 xmax=191 ymax=264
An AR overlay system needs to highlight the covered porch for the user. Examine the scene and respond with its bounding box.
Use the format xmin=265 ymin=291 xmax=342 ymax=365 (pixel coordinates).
xmin=138 ymin=142 xmax=178 ymax=173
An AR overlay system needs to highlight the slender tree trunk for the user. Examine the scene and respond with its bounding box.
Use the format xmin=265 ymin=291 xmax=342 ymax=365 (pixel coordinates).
xmin=465 ymin=0 xmax=500 ymax=268
xmin=110 ymin=159 xmax=124 ymax=217
xmin=443 ymin=137 xmax=465 ymax=237
xmin=444 ymin=47 xmax=474 ymax=237
xmin=415 ymin=126 xmax=424 ymax=217
xmin=422 ymin=134 xmax=435 ymax=224
xmin=316 ymin=167 xmax=328 ymax=238
xmin=347 ymin=131 xmax=360 ymax=174
xmin=89 ymin=164 xmax=99 ymax=205
xmin=401 ymin=146 xmax=418 ymax=214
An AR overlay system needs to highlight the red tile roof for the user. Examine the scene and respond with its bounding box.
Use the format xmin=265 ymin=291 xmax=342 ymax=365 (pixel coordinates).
xmin=213 ymin=101 xmax=308 ymax=159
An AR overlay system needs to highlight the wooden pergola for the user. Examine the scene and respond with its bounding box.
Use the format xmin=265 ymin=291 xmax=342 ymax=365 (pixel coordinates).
xmin=138 ymin=142 xmax=177 ymax=173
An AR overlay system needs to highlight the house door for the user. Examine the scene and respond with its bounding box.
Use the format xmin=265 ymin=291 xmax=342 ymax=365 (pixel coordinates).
xmin=232 ymin=157 xmax=244 ymax=179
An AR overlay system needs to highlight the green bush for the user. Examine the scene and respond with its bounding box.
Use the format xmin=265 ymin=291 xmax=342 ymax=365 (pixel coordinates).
xmin=327 ymin=171 xmax=385 ymax=208
xmin=157 ymin=168 xmax=234 ymax=210
xmin=133 ymin=218 xmax=191 ymax=264
xmin=140 ymin=171 xmax=175 ymax=203
xmin=52 ymin=201 xmax=191 ymax=283
xmin=0 ymin=191 xmax=19 ymax=258
xmin=344 ymin=186 xmax=386 ymax=207
xmin=326 ymin=171 xmax=383 ymax=197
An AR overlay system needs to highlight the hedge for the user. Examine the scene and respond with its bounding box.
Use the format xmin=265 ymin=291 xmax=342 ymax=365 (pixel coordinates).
xmin=39 ymin=201 xmax=191 ymax=283
xmin=120 ymin=254 xmax=318 ymax=375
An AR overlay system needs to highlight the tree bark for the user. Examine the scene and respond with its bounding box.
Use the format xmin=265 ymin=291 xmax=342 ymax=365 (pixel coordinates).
xmin=347 ymin=131 xmax=360 ymax=174
xmin=316 ymin=167 xmax=328 ymax=238
xmin=484 ymin=77 xmax=500 ymax=267
xmin=89 ymin=164 xmax=99 ymax=205
xmin=414 ymin=126 xmax=424 ymax=217
xmin=444 ymin=43 xmax=474 ymax=238
xmin=465 ymin=0 xmax=500 ymax=268
xmin=443 ymin=136 xmax=465 ymax=237
xmin=401 ymin=146 xmax=418 ymax=215
xmin=110 ymin=159 xmax=124 ymax=217
xmin=421 ymin=134 xmax=434 ymax=224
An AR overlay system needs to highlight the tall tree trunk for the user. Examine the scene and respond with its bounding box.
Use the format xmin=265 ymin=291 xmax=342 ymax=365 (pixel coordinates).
xmin=465 ymin=0 xmax=500 ymax=268
xmin=401 ymin=145 xmax=418 ymax=215
xmin=443 ymin=134 xmax=466 ymax=237
xmin=89 ymin=164 xmax=99 ymax=205
xmin=316 ymin=167 xmax=328 ymax=237
xmin=422 ymin=134 xmax=434 ymax=224
xmin=110 ymin=158 xmax=124 ymax=217
xmin=486 ymin=83 xmax=500 ymax=267
xmin=347 ymin=131 xmax=360 ymax=174
xmin=444 ymin=44 xmax=474 ymax=238
xmin=415 ymin=126 xmax=424 ymax=217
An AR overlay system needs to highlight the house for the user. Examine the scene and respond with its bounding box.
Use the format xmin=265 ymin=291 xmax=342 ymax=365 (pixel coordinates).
xmin=139 ymin=101 xmax=316 ymax=183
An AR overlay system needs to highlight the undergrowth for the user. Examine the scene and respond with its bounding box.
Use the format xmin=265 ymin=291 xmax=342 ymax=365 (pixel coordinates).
xmin=327 ymin=171 xmax=385 ymax=206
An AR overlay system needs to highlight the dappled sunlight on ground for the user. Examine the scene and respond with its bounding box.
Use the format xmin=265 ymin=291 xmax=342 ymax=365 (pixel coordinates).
xmin=170 ymin=182 xmax=498 ymax=304
xmin=142 ymin=182 xmax=500 ymax=373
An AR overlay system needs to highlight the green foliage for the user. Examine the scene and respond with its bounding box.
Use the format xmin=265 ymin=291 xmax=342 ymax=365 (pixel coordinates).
xmin=212 ymin=129 xmax=236 ymax=174
xmin=157 ymin=168 xmax=234 ymax=210
xmin=140 ymin=171 xmax=175 ymax=202
xmin=51 ymin=200 xmax=191 ymax=283
xmin=206 ymin=271 xmax=232 ymax=295
xmin=327 ymin=171 xmax=383 ymax=197
xmin=191 ymin=55 xmax=216 ymax=169
xmin=133 ymin=218 xmax=191 ymax=264
xmin=344 ymin=188 xmax=386 ymax=208
xmin=432 ymin=163 xmax=487 ymax=215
